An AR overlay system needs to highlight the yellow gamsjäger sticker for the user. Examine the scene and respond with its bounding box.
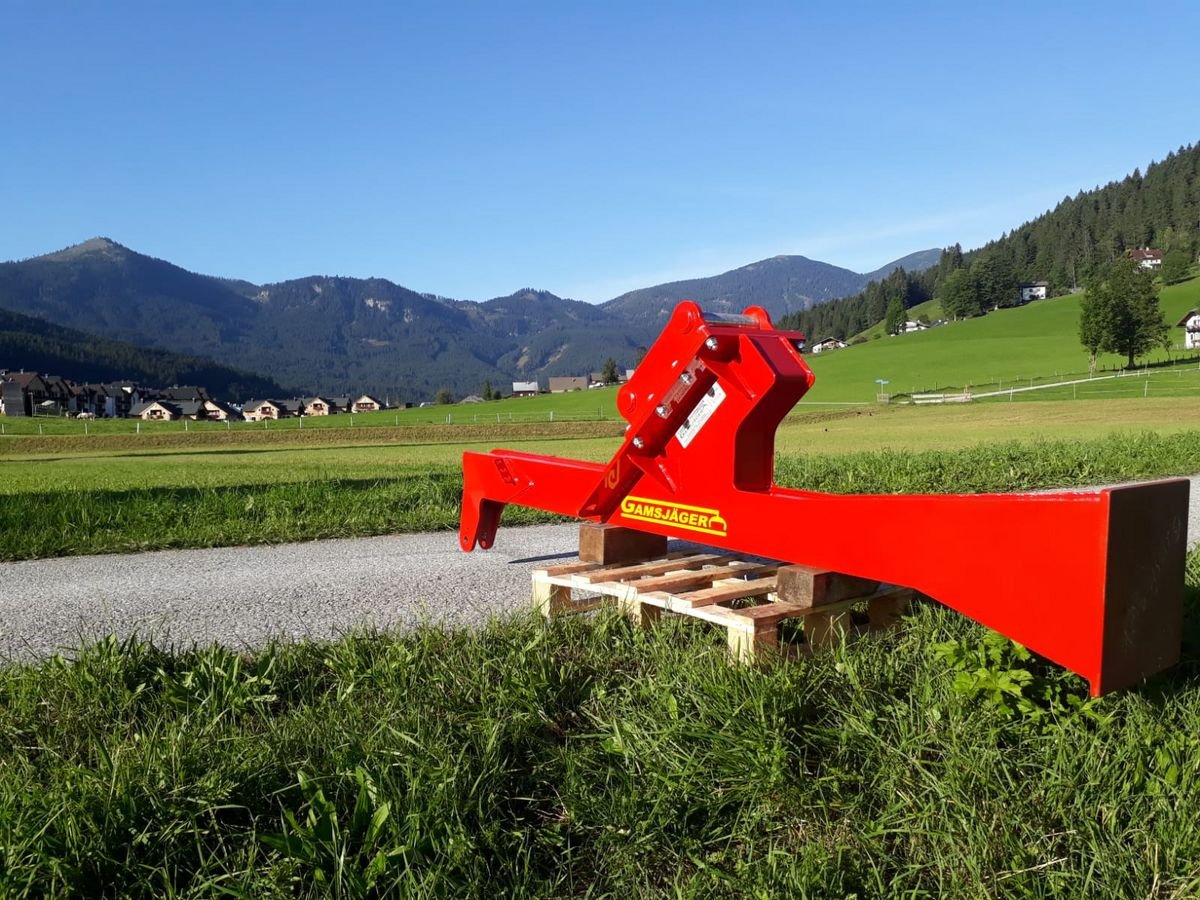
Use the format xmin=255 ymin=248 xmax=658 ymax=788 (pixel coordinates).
xmin=618 ymin=496 xmax=728 ymax=537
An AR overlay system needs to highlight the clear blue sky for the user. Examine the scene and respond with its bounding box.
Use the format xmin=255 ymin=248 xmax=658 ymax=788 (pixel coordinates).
xmin=2 ymin=1 xmax=1198 ymax=302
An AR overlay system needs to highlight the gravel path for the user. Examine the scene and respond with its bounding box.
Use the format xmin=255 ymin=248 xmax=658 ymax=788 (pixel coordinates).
xmin=3 ymin=475 xmax=1198 ymax=661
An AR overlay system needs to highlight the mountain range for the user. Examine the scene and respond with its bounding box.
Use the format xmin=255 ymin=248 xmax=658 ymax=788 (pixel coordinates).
xmin=0 ymin=238 xmax=938 ymax=399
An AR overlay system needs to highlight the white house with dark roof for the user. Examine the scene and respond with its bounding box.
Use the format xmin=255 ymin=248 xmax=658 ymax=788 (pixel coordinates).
xmin=1129 ymin=248 xmax=1164 ymax=271
xmin=1019 ymin=281 xmax=1049 ymax=303
xmin=811 ymin=337 xmax=847 ymax=353
xmin=1177 ymin=309 xmax=1200 ymax=350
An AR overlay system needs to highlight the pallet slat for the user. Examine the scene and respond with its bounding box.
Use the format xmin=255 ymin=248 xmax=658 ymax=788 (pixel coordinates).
xmin=532 ymin=547 xmax=913 ymax=664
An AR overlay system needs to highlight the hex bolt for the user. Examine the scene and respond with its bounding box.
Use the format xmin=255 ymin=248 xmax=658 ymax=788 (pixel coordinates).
xmin=655 ymin=405 xmax=668 ymax=418
xmin=680 ymin=371 xmax=694 ymax=384
xmin=632 ymin=436 xmax=645 ymax=449
xmin=704 ymin=337 xmax=719 ymax=351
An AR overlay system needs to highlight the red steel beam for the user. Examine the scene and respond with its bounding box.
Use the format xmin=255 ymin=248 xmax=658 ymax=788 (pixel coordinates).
xmin=460 ymin=302 xmax=1189 ymax=695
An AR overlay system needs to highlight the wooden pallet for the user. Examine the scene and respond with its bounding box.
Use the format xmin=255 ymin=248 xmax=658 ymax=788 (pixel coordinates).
xmin=531 ymin=546 xmax=913 ymax=663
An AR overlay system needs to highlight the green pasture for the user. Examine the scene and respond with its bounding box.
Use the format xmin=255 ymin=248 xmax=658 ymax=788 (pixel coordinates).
xmin=804 ymin=276 xmax=1200 ymax=402
xmin=3 ymin=551 xmax=1200 ymax=896
xmin=5 ymin=399 xmax=1200 ymax=498
xmin=3 ymin=421 xmax=1200 ymax=560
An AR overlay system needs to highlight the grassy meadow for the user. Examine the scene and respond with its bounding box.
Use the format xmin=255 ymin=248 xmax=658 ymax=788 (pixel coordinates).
xmin=3 ymin=553 xmax=1200 ymax=897
xmin=804 ymin=274 xmax=1200 ymax=402
xmin=3 ymin=406 xmax=1200 ymax=559
xmin=4 ymin=282 xmax=1200 ymax=894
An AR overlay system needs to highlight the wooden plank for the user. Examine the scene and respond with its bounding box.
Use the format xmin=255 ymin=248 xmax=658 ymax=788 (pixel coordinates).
xmin=579 ymin=523 xmax=668 ymax=564
xmin=576 ymin=553 xmax=736 ymax=584
xmin=672 ymin=576 xmax=778 ymax=609
xmin=531 ymin=581 xmax=604 ymax=618
xmin=630 ymin=562 xmax=778 ymax=594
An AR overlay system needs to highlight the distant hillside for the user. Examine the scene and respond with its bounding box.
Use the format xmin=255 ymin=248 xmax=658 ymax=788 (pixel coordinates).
xmin=601 ymin=250 xmax=941 ymax=328
xmin=0 ymin=241 xmax=651 ymax=398
xmin=0 ymin=239 xmax=940 ymax=399
xmin=784 ymin=142 xmax=1200 ymax=340
xmin=0 ymin=307 xmax=285 ymax=400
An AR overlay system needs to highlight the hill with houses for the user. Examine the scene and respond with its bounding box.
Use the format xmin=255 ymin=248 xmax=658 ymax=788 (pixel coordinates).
xmin=0 ymin=240 xmax=937 ymax=402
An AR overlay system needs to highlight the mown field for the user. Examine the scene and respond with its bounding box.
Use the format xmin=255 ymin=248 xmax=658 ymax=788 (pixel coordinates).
xmin=3 ymin=402 xmax=1200 ymax=560
xmin=803 ymin=275 xmax=1200 ymax=402
xmin=2 ymin=540 xmax=1199 ymax=896
xmin=4 ymin=352 xmax=1200 ymax=892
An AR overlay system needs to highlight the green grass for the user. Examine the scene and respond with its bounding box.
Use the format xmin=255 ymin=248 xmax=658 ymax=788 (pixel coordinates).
xmin=804 ymin=276 xmax=1200 ymax=402
xmin=4 ymin=430 xmax=1200 ymax=561
xmin=3 ymin=552 xmax=1200 ymax=896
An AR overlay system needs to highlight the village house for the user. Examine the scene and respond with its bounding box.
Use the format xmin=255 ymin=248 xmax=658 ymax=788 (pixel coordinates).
xmin=302 ymin=396 xmax=335 ymax=416
xmin=548 ymin=376 xmax=588 ymax=393
xmin=352 ymin=394 xmax=384 ymax=413
xmin=1129 ymin=248 xmax=1164 ymax=271
xmin=512 ymin=381 xmax=539 ymax=397
xmin=1019 ymin=281 xmax=1049 ymax=303
xmin=1177 ymin=309 xmax=1200 ymax=350
xmin=901 ymin=320 xmax=929 ymax=333
xmin=131 ymin=400 xmax=183 ymax=421
xmin=242 ymin=399 xmax=288 ymax=421
xmin=811 ymin=337 xmax=847 ymax=353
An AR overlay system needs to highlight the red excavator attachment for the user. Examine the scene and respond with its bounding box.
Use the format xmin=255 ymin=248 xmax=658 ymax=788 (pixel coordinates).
xmin=460 ymin=301 xmax=1189 ymax=695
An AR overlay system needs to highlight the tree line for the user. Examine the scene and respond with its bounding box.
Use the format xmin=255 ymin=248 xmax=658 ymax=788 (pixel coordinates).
xmin=781 ymin=142 xmax=1200 ymax=341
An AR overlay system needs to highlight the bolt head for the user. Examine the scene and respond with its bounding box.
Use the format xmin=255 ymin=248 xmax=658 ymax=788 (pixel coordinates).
xmin=655 ymin=405 xmax=668 ymax=418
xmin=704 ymin=337 xmax=719 ymax=350
xmin=632 ymin=436 xmax=644 ymax=449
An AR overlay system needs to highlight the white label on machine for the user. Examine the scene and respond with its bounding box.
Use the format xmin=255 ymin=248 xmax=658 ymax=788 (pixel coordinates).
xmin=674 ymin=382 xmax=725 ymax=448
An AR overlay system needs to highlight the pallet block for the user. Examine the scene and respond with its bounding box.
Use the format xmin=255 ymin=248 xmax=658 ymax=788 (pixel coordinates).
xmin=531 ymin=541 xmax=914 ymax=663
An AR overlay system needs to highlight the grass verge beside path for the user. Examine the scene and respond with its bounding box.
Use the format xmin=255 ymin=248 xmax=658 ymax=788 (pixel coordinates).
xmin=4 ymin=430 xmax=1199 ymax=561
xmin=3 ymin=551 xmax=1200 ymax=896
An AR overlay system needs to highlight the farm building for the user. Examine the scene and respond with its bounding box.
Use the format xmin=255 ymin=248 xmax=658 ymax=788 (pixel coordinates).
xmin=901 ymin=320 xmax=929 ymax=333
xmin=1019 ymin=281 xmax=1049 ymax=302
xmin=1129 ymin=248 xmax=1163 ymax=271
xmin=242 ymin=399 xmax=288 ymax=421
xmin=548 ymin=376 xmax=588 ymax=393
xmin=303 ymin=397 xmax=336 ymax=416
xmin=352 ymin=394 xmax=384 ymax=413
xmin=1178 ymin=309 xmax=1200 ymax=349
xmin=811 ymin=337 xmax=847 ymax=353
xmin=512 ymin=381 xmax=539 ymax=397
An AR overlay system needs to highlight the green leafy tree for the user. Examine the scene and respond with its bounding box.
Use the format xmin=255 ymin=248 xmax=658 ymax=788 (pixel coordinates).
xmin=1162 ymin=247 xmax=1192 ymax=284
xmin=435 ymin=388 xmax=454 ymax=405
xmin=600 ymin=357 xmax=620 ymax=384
xmin=884 ymin=297 xmax=905 ymax=335
xmin=940 ymin=268 xmax=978 ymax=320
xmin=1079 ymin=256 xmax=1170 ymax=368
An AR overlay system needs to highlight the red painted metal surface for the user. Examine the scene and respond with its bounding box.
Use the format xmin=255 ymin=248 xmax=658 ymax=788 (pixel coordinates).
xmin=460 ymin=301 xmax=1188 ymax=695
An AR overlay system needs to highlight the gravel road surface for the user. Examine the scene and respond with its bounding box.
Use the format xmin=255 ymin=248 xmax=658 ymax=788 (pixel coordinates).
xmin=3 ymin=475 xmax=1198 ymax=660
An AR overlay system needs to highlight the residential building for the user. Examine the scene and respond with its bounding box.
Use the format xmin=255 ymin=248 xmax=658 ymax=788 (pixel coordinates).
xmin=512 ymin=381 xmax=539 ymax=397
xmin=242 ymin=399 xmax=288 ymax=421
xmin=1177 ymin=309 xmax=1200 ymax=350
xmin=1129 ymin=248 xmax=1164 ymax=271
xmin=548 ymin=376 xmax=588 ymax=392
xmin=811 ymin=337 xmax=847 ymax=353
xmin=303 ymin=397 xmax=335 ymax=416
xmin=1019 ymin=281 xmax=1049 ymax=303
xmin=352 ymin=394 xmax=384 ymax=412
